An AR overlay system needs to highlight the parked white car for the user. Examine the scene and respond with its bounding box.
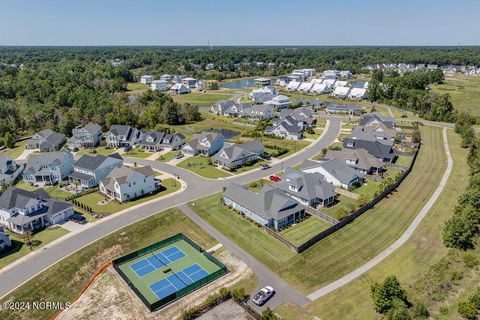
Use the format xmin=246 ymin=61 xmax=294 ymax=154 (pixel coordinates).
xmin=252 ymin=286 xmax=275 ymax=306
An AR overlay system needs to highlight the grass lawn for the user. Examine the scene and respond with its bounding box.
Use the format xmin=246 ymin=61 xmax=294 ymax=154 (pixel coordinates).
xmin=353 ymin=180 xmax=382 ymax=200
xmin=189 ymin=126 xmax=447 ymax=295
xmin=321 ymin=195 xmax=360 ymax=220
xmin=232 ymin=159 xmax=267 ymax=174
xmin=0 ymin=209 xmax=234 ymax=320
xmin=431 ymin=74 xmax=480 ymax=118
xmin=177 ymin=156 xmax=232 ymax=179
xmin=261 ymin=137 xmax=310 ymax=159
xmin=75 ymin=146 xmax=115 ymax=157
xmin=124 ymin=148 xmax=152 ymax=159
xmin=280 ymin=216 xmax=331 ymax=246
xmin=384 ymin=166 xmax=403 ymax=179
xmin=0 ymin=227 xmax=69 ymax=270
xmin=156 ymin=151 xmax=177 ymax=162
xmin=396 ymin=155 xmax=413 ymax=167
xmin=14 ymin=181 xmax=72 ymax=200
xmin=275 ymin=129 xmax=469 ymax=320
xmin=189 ymin=193 xmax=295 ymax=271
xmin=172 ymin=92 xmax=234 ymax=106
xmin=127 ymin=82 xmax=149 ymax=92
xmin=75 ymin=178 xmax=181 ymax=215
xmin=0 ymin=139 xmax=28 ymax=159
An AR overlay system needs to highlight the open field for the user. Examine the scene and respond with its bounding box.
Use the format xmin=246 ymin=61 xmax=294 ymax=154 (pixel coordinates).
xmin=75 ymin=178 xmax=181 ymax=215
xmin=189 ymin=126 xmax=446 ymax=295
xmin=126 ymin=82 xmax=150 ymax=94
xmin=172 ymin=92 xmax=234 ymax=106
xmin=0 ymin=228 xmax=69 ymax=269
xmin=0 ymin=209 xmax=221 ymax=320
xmin=14 ymin=181 xmax=72 ymax=200
xmin=432 ymin=74 xmax=480 ymax=118
xmin=177 ymin=156 xmax=232 ymax=179
xmin=279 ymin=216 xmax=331 ymax=246
xmin=276 ymin=129 xmax=468 ymax=320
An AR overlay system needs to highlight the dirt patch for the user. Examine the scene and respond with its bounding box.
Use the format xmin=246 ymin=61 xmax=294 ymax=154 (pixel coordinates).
xmin=197 ymin=299 xmax=255 ymax=320
xmin=58 ymin=248 xmax=254 ymax=320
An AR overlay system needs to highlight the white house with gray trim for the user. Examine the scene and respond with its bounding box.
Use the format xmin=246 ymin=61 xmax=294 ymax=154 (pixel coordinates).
xmin=0 ymin=227 xmax=11 ymax=250
xmin=301 ymin=158 xmax=363 ymax=190
xmin=23 ymin=152 xmax=74 ymax=185
xmin=68 ymin=153 xmax=123 ymax=189
xmin=67 ymin=122 xmax=103 ymax=149
xmin=223 ymin=184 xmax=306 ymax=230
xmin=212 ymin=140 xmax=264 ymax=169
xmin=105 ymin=125 xmax=143 ymax=148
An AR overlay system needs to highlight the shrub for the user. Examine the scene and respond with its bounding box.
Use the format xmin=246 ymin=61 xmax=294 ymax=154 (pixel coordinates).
xmin=232 ymin=287 xmax=246 ymax=302
xmin=462 ymin=252 xmax=478 ymax=268
xmin=371 ymin=275 xmax=408 ymax=314
xmin=411 ymin=302 xmax=429 ymax=319
xmin=336 ymin=206 xmax=350 ymax=221
xmin=458 ymin=301 xmax=477 ymax=319
xmin=469 ymin=289 xmax=480 ymax=310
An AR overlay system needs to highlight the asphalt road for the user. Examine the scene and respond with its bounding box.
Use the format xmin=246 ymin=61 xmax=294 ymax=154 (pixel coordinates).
xmin=0 ymin=118 xmax=341 ymax=299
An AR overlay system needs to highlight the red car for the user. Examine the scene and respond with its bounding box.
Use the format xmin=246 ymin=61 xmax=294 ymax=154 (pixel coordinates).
xmin=269 ymin=175 xmax=281 ymax=182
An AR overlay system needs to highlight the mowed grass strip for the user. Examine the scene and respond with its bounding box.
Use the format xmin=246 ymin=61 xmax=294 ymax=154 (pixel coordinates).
xmin=0 ymin=209 xmax=218 ymax=320
xmin=280 ymin=216 xmax=331 ymax=246
xmin=276 ymin=128 xmax=468 ymax=320
xmin=188 ymin=193 xmax=295 ymax=270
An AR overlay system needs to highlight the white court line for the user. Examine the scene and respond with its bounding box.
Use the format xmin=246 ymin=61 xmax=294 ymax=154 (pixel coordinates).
xmin=151 ymin=280 xmax=175 ymax=295
xmin=130 ymin=259 xmax=155 ymax=276
xmin=166 ymin=277 xmax=179 ymax=290
xmin=178 ymin=270 xmax=194 ymax=283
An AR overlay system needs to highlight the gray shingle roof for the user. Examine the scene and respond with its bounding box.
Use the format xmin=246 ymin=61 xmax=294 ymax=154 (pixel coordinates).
xmin=0 ymin=187 xmax=49 ymax=210
xmin=358 ymin=113 xmax=396 ymax=129
xmin=301 ymin=158 xmax=362 ymax=185
xmin=25 ymin=151 xmax=72 ymax=175
xmin=343 ymin=138 xmax=396 ymax=160
xmin=325 ymin=148 xmax=384 ymax=171
xmin=278 ymin=167 xmax=335 ymax=201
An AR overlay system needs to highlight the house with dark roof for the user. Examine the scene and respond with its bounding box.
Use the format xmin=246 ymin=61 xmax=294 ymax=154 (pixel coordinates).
xmin=68 ymin=154 xmax=123 ymax=189
xmin=99 ymin=165 xmax=159 ymax=203
xmin=0 ymin=187 xmax=73 ymax=234
xmin=324 ymin=103 xmax=363 ymax=115
xmin=26 ymin=129 xmax=66 ymax=152
xmin=280 ymin=107 xmax=316 ymax=127
xmin=223 ymin=184 xmax=306 ymax=230
xmin=301 ymin=158 xmax=363 ymax=190
xmin=212 ymin=140 xmax=264 ymax=169
xmin=23 ymin=152 xmax=74 ymax=185
xmin=67 ymin=122 xmax=103 ymax=149
xmin=359 ymin=113 xmax=396 ymax=129
xmin=325 ymin=148 xmax=385 ymax=174
xmin=182 ymin=131 xmax=224 ymax=156
xmin=138 ymin=131 xmax=186 ymax=151
xmin=0 ymin=156 xmax=24 ymax=185
xmin=0 ymin=226 xmax=11 ymax=250
xmin=265 ymin=116 xmax=303 ymax=140
xmin=343 ymin=135 xmax=397 ymax=163
xmin=277 ymin=168 xmax=335 ymax=207
xmin=246 ymin=104 xmax=275 ymax=120
xmin=352 ymin=122 xmax=399 ymax=143
xmin=211 ymin=100 xmax=235 ymax=115
xmin=105 ymin=125 xmax=143 ymax=148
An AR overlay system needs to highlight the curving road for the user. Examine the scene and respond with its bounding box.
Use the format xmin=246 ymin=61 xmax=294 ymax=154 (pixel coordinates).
xmin=0 ymin=118 xmax=342 ymax=301
xmin=307 ymin=127 xmax=453 ymax=301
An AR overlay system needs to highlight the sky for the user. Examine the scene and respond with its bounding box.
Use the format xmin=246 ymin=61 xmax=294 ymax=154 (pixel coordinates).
xmin=1 ymin=0 xmax=479 ymax=46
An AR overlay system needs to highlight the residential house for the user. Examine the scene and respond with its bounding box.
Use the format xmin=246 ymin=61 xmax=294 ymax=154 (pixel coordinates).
xmin=334 ymin=80 xmax=349 ymax=88
xmin=343 ymin=136 xmax=397 ymax=163
xmin=322 ymin=78 xmax=337 ymax=89
xmin=301 ymin=158 xmax=363 ymax=190
xmin=286 ymin=81 xmax=301 ymax=92
xmin=68 ymin=153 xmax=123 ymax=189
xmin=67 ymin=122 xmax=103 ymax=149
xmin=359 ymin=113 xmax=396 ymax=129
xmin=249 ymin=87 xmax=277 ymax=104
xmin=265 ymin=117 xmax=303 ymax=140
xmin=298 ymin=82 xmax=314 ymax=93
xmin=224 ymin=103 xmax=252 ymax=118
xmin=151 ymin=80 xmax=168 ymax=91
xmin=322 ymin=70 xmax=339 ymax=79
xmin=182 ymin=77 xmax=197 ymax=88
xmin=23 ymin=152 xmax=74 ymax=185
xmin=26 ymin=129 xmax=66 ymax=152
xmin=352 ymin=122 xmax=399 ymax=142
xmin=280 ymin=107 xmax=316 ymax=128
xmin=0 ymin=187 xmax=73 ymax=234
xmin=331 ymin=86 xmax=351 ymax=99
xmin=324 ymin=103 xmax=363 ymax=115
xmin=105 ymin=125 xmax=143 ymax=148
xmin=348 ymin=88 xmax=368 ymax=100
xmin=139 ymin=131 xmax=186 ymax=151
xmin=253 ymin=77 xmax=272 ymax=87
xmin=223 ymin=184 xmax=306 ymax=230
xmin=247 ymin=104 xmax=275 ymax=120
xmin=170 ymin=83 xmax=190 ymax=95
xmin=211 ymin=100 xmax=235 ymax=115
xmin=160 ymin=74 xmax=172 ymax=82
xmin=212 ymin=140 xmax=264 ymax=169
xmin=324 ymin=148 xmax=385 ymax=174
xmin=264 ymin=95 xmax=290 ymax=109
xmin=0 ymin=156 xmax=23 ymax=185
xmin=140 ymin=75 xmax=154 ymax=85
xmin=99 ymin=165 xmax=159 ymax=203
xmin=182 ymin=131 xmax=224 ymax=156
xmin=310 ymin=83 xmax=331 ymax=94
xmin=0 ymin=227 xmax=11 ymax=250
xmin=277 ymin=167 xmax=335 ymax=207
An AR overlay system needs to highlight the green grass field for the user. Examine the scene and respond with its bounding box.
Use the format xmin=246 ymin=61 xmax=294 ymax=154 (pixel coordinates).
xmin=276 ymin=129 xmax=468 ymax=320
xmin=177 ymin=157 xmax=232 ymax=179
xmin=75 ymin=146 xmax=115 ymax=157
xmin=117 ymin=238 xmax=223 ymax=305
xmin=157 ymin=151 xmax=177 ymax=162
xmin=431 ymin=75 xmax=480 ymax=118
xmin=396 ymin=155 xmax=413 ymax=167
xmin=14 ymin=181 xmax=72 ymax=200
xmin=280 ymin=216 xmax=331 ymax=246
xmin=124 ymin=148 xmax=152 ymax=159
xmin=0 ymin=209 xmax=228 ymax=320
xmin=353 ymin=180 xmax=382 ymax=200
xmin=189 ymin=126 xmax=447 ymax=295
xmin=0 ymin=227 xmax=69 ymax=269
xmin=172 ymin=92 xmax=234 ymax=106
xmin=0 ymin=139 xmax=28 ymax=159
xmin=76 ymin=178 xmax=181 ymax=215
